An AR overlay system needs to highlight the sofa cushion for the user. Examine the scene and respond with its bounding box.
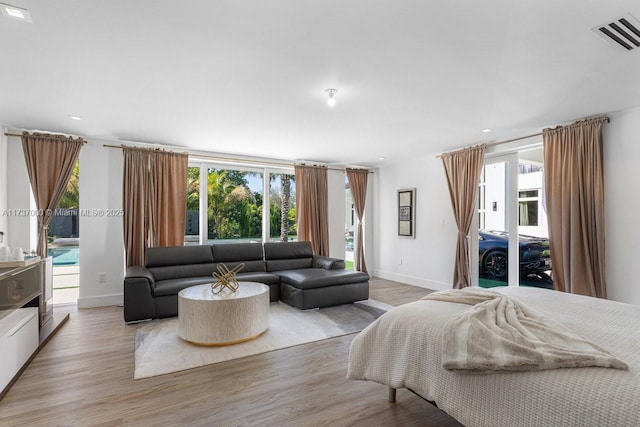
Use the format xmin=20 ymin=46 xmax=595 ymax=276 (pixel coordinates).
xmin=235 ymin=272 xmax=281 ymax=285
xmin=212 ymin=260 xmax=265 ymax=274
xmin=274 ymin=268 xmax=369 ymax=290
xmin=264 ymin=241 xmax=313 ymax=271
xmin=149 ymin=263 xmax=216 ymax=282
xmin=153 ymin=276 xmax=215 ymax=297
xmin=146 ymin=245 xmax=213 ymax=268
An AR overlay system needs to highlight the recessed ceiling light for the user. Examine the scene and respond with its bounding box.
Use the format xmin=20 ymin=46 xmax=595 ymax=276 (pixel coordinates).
xmin=482 ymin=128 xmax=493 ymax=133
xmin=68 ymin=115 xmax=83 ymax=121
xmin=378 ymin=157 xmax=385 ymax=160
xmin=325 ymin=89 xmax=338 ymax=107
xmin=0 ymin=3 xmax=32 ymax=23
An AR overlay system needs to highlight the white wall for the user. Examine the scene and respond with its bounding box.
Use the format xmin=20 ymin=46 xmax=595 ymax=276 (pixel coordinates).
xmin=77 ymin=140 xmax=125 ymax=308
xmin=371 ymin=154 xmax=456 ymax=291
xmin=6 ymin=135 xmax=37 ymax=252
xmin=0 ymin=127 xmax=7 ymax=245
xmin=605 ymin=106 xmax=640 ymax=305
xmin=364 ymin=172 xmax=375 ymax=274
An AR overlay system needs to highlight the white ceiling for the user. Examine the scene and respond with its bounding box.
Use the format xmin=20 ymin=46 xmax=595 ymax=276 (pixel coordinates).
xmin=2 ymin=1 xmax=640 ymax=167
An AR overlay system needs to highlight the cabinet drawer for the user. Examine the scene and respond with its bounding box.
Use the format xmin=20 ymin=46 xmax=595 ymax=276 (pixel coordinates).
xmin=9 ymin=310 xmax=39 ymax=370
xmin=0 ymin=308 xmax=39 ymax=393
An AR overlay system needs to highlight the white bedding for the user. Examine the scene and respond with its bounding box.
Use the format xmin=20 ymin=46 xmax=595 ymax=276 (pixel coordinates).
xmin=347 ymin=286 xmax=640 ymax=427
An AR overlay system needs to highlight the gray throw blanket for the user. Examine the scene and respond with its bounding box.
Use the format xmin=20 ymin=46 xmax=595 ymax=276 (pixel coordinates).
xmin=423 ymin=288 xmax=628 ymax=372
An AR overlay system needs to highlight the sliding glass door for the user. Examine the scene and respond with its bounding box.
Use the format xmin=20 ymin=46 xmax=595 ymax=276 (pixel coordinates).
xmin=471 ymin=147 xmax=553 ymax=289
xmin=472 ymin=153 xmax=519 ymax=287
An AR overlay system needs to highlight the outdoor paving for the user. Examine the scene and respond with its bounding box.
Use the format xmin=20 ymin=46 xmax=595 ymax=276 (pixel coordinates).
xmin=53 ymin=265 xmax=79 ymax=305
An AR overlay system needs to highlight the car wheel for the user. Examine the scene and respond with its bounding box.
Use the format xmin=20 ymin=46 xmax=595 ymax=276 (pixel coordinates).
xmin=483 ymin=250 xmax=507 ymax=279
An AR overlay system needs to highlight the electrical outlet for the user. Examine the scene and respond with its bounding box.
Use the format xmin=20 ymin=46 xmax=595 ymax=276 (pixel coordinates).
xmin=98 ymin=272 xmax=107 ymax=283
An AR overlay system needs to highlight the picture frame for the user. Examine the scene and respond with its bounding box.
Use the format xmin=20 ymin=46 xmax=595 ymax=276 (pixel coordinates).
xmin=398 ymin=188 xmax=416 ymax=238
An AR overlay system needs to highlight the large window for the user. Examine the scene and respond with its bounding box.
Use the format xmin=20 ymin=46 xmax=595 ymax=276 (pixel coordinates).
xmin=185 ymin=164 xmax=296 ymax=244
xmin=207 ymin=168 xmax=263 ymax=243
xmin=185 ymin=166 xmax=200 ymax=245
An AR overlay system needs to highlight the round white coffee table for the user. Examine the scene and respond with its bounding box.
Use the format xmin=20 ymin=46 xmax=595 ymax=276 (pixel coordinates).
xmin=178 ymin=282 xmax=269 ymax=346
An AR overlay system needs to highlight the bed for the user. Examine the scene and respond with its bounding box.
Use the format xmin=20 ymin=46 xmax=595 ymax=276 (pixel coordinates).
xmin=347 ymin=286 xmax=640 ymax=427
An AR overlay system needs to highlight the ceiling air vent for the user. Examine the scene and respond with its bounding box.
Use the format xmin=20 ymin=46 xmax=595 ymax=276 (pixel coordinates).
xmin=593 ymin=14 xmax=640 ymax=51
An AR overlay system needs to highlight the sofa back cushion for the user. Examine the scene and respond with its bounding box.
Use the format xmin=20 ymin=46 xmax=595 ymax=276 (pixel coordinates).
xmin=212 ymin=242 xmax=265 ymax=273
xmin=263 ymin=241 xmax=313 ymax=272
xmin=146 ymin=245 xmax=215 ymax=281
xmin=146 ymin=245 xmax=213 ymax=267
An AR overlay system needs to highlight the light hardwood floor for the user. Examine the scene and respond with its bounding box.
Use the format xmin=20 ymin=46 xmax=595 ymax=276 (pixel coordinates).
xmin=0 ymin=279 xmax=462 ymax=427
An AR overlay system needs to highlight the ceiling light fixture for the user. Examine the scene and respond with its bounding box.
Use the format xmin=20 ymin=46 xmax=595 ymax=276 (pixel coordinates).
xmin=482 ymin=128 xmax=493 ymax=133
xmin=0 ymin=3 xmax=32 ymax=22
xmin=325 ymin=89 xmax=338 ymax=107
xmin=68 ymin=115 xmax=83 ymax=121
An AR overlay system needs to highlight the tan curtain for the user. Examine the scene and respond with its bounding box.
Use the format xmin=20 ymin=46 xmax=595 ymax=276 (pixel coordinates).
xmin=123 ymin=147 xmax=188 ymax=267
xmin=148 ymin=151 xmax=188 ymax=247
xmin=346 ymin=168 xmax=369 ymax=274
xmin=123 ymin=149 xmax=151 ymax=267
xmin=21 ymin=132 xmax=84 ymax=257
xmin=294 ymin=164 xmax=329 ymax=256
xmin=441 ymin=145 xmax=486 ymax=288
xmin=543 ymin=116 xmax=608 ymax=298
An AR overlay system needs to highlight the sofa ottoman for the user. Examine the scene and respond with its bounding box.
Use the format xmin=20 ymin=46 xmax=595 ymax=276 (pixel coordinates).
xmin=276 ymin=268 xmax=370 ymax=309
xmin=264 ymin=241 xmax=370 ymax=309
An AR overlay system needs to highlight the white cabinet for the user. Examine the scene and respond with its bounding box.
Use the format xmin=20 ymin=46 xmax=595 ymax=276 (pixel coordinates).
xmin=0 ymin=308 xmax=38 ymax=394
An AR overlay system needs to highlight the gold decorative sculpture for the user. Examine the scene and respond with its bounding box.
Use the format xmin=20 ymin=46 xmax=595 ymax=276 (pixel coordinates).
xmin=211 ymin=263 xmax=245 ymax=295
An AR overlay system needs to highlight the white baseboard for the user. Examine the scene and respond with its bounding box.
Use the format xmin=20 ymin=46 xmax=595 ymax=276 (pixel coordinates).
xmin=77 ymin=293 xmax=123 ymax=309
xmin=370 ymin=269 xmax=451 ymax=292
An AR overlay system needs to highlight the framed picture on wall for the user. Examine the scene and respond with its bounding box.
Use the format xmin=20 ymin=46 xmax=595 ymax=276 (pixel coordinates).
xmin=398 ymin=188 xmax=415 ymax=238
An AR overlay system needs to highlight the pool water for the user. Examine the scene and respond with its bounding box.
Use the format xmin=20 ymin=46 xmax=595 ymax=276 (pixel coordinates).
xmin=48 ymin=246 xmax=80 ymax=266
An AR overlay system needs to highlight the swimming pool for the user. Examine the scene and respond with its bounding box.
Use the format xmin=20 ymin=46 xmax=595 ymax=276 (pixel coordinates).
xmin=48 ymin=246 xmax=80 ymax=266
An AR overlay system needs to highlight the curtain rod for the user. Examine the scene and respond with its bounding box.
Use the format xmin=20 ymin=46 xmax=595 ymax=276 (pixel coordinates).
xmin=4 ymin=131 xmax=86 ymax=142
xmin=436 ymin=115 xmax=611 ymax=159
xmin=103 ymin=143 xmax=373 ymax=173
xmin=436 ymin=132 xmax=542 ymax=158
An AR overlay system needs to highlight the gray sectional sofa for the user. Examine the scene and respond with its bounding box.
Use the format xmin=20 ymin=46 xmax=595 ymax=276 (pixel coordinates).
xmin=123 ymin=241 xmax=369 ymax=322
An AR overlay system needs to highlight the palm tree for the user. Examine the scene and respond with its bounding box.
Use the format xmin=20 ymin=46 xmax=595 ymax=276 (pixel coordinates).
xmin=58 ymin=160 xmax=80 ymax=209
xmin=207 ymin=169 xmax=253 ymax=239
xmin=267 ymin=173 xmax=295 ymax=241
xmin=280 ymin=174 xmax=292 ymax=241
xmin=186 ymin=167 xmax=200 ymax=211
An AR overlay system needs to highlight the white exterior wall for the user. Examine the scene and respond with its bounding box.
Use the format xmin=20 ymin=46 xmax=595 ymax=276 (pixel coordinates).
xmin=517 ymin=170 xmax=548 ymax=238
xmin=482 ymin=164 xmax=548 ymax=238
xmin=483 ymin=162 xmax=506 ymax=231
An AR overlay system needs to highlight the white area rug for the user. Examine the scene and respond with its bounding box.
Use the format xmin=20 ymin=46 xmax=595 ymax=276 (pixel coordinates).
xmin=134 ymin=300 xmax=392 ymax=379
